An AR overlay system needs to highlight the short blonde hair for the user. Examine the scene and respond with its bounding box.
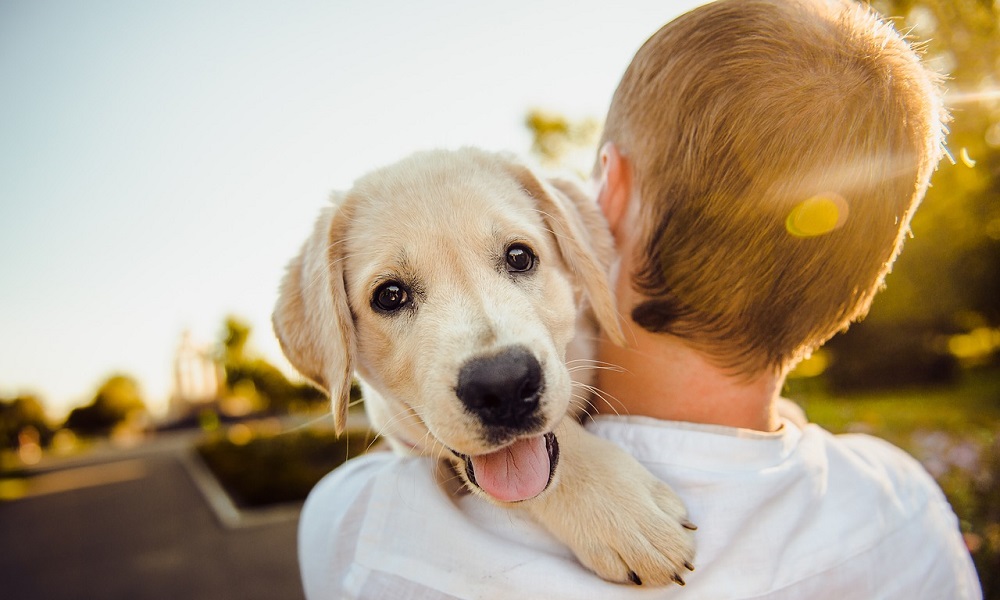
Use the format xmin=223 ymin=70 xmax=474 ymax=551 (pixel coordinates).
xmin=601 ymin=0 xmax=946 ymax=375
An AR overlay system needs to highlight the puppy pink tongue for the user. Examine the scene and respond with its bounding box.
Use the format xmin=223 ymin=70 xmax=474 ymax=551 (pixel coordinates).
xmin=470 ymin=435 xmax=549 ymax=502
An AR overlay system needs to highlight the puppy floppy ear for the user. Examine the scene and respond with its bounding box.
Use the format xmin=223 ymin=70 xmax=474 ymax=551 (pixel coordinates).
xmin=272 ymin=200 xmax=356 ymax=434
xmin=506 ymin=161 xmax=625 ymax=346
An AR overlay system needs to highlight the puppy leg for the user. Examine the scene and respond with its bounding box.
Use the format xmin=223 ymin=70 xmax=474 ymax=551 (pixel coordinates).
xmin=521 ymin=419 xmax=696 ymax=586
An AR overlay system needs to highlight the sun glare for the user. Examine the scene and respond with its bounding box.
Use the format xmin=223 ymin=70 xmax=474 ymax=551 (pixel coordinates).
xmin=785 ymin=193 xmax=848 ymax=238
xmin=944 ymin=88 xmax=1000 ymax=106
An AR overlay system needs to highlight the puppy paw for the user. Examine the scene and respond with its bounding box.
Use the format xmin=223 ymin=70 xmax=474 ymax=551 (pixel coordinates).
xmin=524 ymin=420 xmax=697 ymax=586
xmin=572 ymin=477 xmax=697 ymax=586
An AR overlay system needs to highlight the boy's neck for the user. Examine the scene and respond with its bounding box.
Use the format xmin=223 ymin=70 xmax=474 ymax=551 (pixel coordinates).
xmin=592 ymin=324 xmax=784 ymax=432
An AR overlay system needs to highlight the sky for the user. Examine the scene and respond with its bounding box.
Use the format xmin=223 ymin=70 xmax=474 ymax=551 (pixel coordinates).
xmin=0 ymin=0 xmax=707 ymax=419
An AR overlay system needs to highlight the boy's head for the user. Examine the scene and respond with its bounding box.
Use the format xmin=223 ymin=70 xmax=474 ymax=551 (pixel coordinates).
xmin=599 ymin=0 xmax=946 ymax=375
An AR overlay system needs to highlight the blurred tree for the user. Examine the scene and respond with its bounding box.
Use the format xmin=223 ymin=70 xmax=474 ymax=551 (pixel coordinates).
xmin=64 ymin=374 xmax=147 ymax=436
xmin=219 ymin=316 xmax=325 ymax=414
xmin=0 ymin=394 xmax=54 ymax=450
xmin=525 ymin=108 xmax=601 ymax=175
xmin=822 ymin=0 xmax=1000 ymax=386
xmin=860 ymin=0 xmax=1000 ymax=327
xmin=222 ymin=316 xmax=251 ymax=365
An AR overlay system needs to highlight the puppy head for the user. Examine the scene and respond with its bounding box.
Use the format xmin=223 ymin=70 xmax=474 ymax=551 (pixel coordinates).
xmin=274 ymin=149 xmax=620 ymax=462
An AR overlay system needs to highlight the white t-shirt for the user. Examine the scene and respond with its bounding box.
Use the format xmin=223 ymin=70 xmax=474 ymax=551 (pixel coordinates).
xmin=298 ymin=415 xmax=981 ymax=599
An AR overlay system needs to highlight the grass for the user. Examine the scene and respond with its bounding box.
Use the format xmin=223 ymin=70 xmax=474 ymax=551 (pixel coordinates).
xmin=788 ymin=367 xmax=1000 ymax=441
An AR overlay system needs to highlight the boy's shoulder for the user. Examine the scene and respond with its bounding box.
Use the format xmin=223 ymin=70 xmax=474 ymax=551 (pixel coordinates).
xmin=810 ymin=425 xmax=946 ymax=508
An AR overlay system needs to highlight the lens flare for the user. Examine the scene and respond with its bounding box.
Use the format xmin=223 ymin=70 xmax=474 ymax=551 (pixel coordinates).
xmin=944 ymin=89 xmax=1000 ymax=106
xmin=785 ymin=193 xmax=848 ymax=238
xmin=960 ymin=148 xmax=976 ymax=168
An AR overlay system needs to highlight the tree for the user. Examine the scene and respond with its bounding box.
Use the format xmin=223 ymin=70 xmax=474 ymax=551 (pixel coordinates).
xmin=524 ymin=109 xmax=601 ymax=175
xmin=219 ymin=316 xmax=325 ymax=414
xmin=0 ymin=394 xmax=54 ymax=450
xmin=64 ymin=374 xmax=147 ymax=436
xmin=821 ymin=0 xmax=1000 ymax=385
xmin=856 ymin=0 xmax=1000 ymax=327
xmin=222 ymin=315 xmax=251 ymax=365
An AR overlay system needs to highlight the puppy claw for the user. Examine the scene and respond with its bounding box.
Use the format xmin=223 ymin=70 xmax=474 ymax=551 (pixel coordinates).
xmin=682 ymin=519 xmax=698 ymax=531
xmin=672 ymin=574 xmax=686 ymax=586
xmin=628 ymin=571 xmax=642 ymax=586
xmin=685 ymin=561 xmax=695 ymax=572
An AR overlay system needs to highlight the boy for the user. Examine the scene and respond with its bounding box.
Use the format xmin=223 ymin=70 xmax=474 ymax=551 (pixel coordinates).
xmin=298 ymin=0 xmax=981 ymax=597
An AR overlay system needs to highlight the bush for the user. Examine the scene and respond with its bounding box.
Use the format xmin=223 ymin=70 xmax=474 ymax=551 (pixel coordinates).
xmin=824 ymin=322 xmax=959 ymax=393
xmin=64 ymin=374 xmax=147 ymax=436
xmin=197 ymin=426 xmax=375 ymax=508
xmin=0 ymin=395 xmax=53 ymax=450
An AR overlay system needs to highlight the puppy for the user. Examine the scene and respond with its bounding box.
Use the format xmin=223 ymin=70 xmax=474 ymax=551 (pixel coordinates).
xmin=273 ymin=148 xmax=696 ymax=585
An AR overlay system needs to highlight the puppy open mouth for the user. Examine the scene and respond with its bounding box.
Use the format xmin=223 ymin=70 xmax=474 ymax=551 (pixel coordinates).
xmin=458 ymin=432 xmax=559 ymax=503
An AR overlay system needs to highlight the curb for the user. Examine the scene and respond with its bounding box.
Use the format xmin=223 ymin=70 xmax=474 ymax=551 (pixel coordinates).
xmin=178 ymin=449 xmax=302 ymax=529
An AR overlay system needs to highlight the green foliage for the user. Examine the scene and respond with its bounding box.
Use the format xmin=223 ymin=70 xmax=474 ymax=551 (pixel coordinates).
xmin=0 ymin=394 xmax=53 ymax=450
xmin=819 ymin=0 xmax=1000 ymax=387
xmin=224 ymin=358 xmax=324 ymax=413
xmin=196 ymin=426 xmax=373 ymax=507
xmin=222 ymin=316 xmax=251 ymax=365
xmin=525 ymin=109 xmax=601 ymax=175
xmin=824 ymin=322 xmax=960 ymax=391
xmin=860 ymin=0 xmax=1000 ymax=326
xmin=219 ymin=315 xmax=326 ymax=415
xmin=64 ymin=374 xmax=147 ymax=436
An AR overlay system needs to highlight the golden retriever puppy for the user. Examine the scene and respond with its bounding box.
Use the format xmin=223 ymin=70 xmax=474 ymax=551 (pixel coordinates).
xmin=273 ymin=148 xmax=696 ymax=585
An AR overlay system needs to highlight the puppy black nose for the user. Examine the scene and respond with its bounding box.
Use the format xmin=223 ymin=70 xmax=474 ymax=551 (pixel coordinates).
xmin=456 ymin=346 xmax=544 ymax=428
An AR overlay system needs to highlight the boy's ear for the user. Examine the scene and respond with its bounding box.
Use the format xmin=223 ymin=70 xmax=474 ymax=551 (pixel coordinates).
xmin=272 ymin=199 xmax=357 ymax=434
xmin=595 ymin=142 xmax=633 ymax=241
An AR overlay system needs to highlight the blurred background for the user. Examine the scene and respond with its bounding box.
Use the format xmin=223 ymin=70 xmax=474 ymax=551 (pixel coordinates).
xmin=1 ymin=0 xmax=998 ymax=598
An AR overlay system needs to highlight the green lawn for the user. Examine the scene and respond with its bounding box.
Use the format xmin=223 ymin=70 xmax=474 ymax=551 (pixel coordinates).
xmin=788 ymin=367 xmax=1000 ymax=440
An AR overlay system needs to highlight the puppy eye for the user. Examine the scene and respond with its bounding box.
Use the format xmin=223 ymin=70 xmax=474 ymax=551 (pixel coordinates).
xmin=505 ymin=243 xmax=536 ymax=273
xmin=372 ymin=281 xmax=409 ymax=313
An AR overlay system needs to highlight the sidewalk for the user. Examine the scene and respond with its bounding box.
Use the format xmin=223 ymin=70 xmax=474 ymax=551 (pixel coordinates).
xmin=0 ymin=431 xmax=305 ymax=600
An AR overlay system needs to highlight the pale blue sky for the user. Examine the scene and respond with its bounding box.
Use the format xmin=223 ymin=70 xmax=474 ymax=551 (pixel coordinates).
xmin=0 ymin=0 xmax=706 ymax=417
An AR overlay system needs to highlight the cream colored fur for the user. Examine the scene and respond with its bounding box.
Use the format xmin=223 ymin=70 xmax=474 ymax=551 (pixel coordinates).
xmin=274 ymin=148 xmax=695 ymax=585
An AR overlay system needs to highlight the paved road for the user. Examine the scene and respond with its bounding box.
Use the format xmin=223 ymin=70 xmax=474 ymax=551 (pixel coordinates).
xmin=0 ymin=441 xmax=305 ymax=600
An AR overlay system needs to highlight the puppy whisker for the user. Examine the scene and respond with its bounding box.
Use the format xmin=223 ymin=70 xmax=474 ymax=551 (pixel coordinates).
xmin=572 ymin=381 xmax=629 ymax=417
xmin=277 ymin=412 xmax=337 ymax=434
xmin=569 ymin=393 xmax=595 ymax=414
xmin=565 ymin=358 xmax=626 ymax=370
xmin=567 ymin=364 xmax=627 ymax=374
xmin=368 ymin=405 xmax=420 ymax=444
